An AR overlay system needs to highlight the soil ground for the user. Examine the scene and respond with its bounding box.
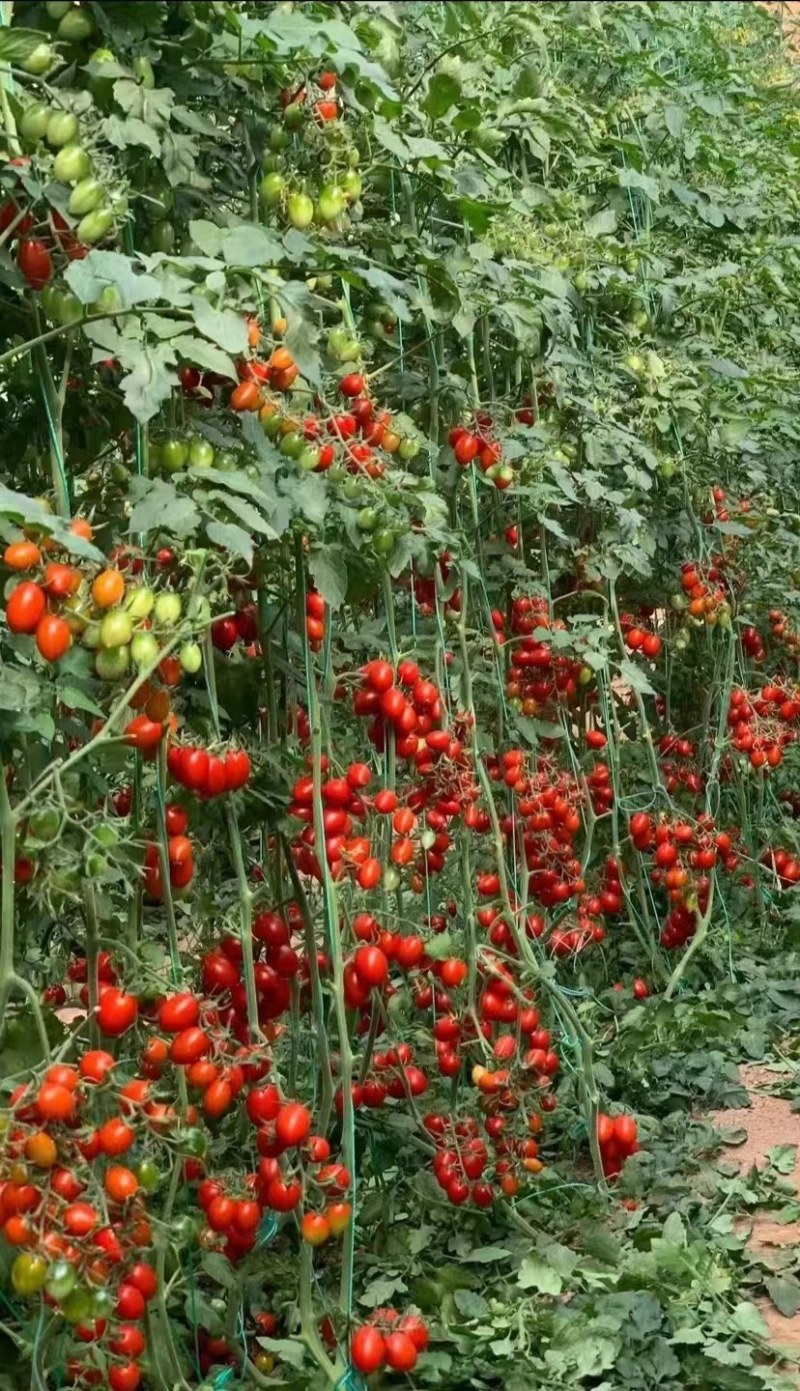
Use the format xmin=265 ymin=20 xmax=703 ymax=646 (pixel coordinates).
xmin=713 ymin=1064 xmax=800 ymax=1375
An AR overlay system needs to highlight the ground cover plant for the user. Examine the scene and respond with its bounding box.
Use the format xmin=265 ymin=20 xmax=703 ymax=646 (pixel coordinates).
xmin=1 ymin=0 xmax=800 ymax=1387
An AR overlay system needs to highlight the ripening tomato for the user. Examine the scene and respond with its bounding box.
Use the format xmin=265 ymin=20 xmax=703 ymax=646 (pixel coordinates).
xmin=300 ymin=1212 xmax=330 ymax=1245
xmin=92 ymin=568 xmax=125 ymax=609
xmin=3 ymin=541 xmax=41 ymax=571
xmin=35 ymin=613 xmax=71 ymax=661
xmin=230 ymin=380 xmax=261 ymax=411
xmin=43 ymin=562 xmax=80 ymax=597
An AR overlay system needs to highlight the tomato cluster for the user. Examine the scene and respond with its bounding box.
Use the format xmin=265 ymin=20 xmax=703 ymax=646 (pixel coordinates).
xmin=597 ymin=1112 xmax=639 ymax=1179
xmin=167 ymin=742 xmax=252 ymax=798
xmin=350 ymin=1310 xmax=429 ymax=1376
xmin=499 ymin=596 xmax=589 ymax=717
xmin=726 ymin=683 xmax=799 ymax=771
xmin=448 ymin=417 xmax=513 ymax=490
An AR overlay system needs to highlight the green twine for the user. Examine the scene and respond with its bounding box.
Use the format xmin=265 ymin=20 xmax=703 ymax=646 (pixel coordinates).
xmin=335 ymin=1370 xmax=367 ymax=1391
xmin=256 ymin=1214 xmax=278 ymax=1247
xmin=211 ymin=1368 xmax=236 ymax=1390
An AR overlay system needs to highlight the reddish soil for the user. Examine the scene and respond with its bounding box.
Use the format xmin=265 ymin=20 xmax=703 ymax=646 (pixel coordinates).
xmin=713 ymin=1064 xmax=800 ymax=1371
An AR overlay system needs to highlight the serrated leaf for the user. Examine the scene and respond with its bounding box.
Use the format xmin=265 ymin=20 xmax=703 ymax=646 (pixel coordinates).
xmin=127 ymin=479 xmax=201 ymax=537
xmin=256 ymin=1337 xmax=306 ymax=1369
xmin=188 ymin=220 xmax=225 ymax=259
xmin=191 ymin=298 xmax=248 ymax=355
xmin=222 ymin=224 xmax=283 ymax=268
xmin=584 ymin=207 xmax=617 ymax=237
xmin=453 ymin=1289 xmax=489 ymax=1319
xmin=0 ymin=669 xmax=46 ymax=715
xmin=518 ymin=1255 xmax=562 ymax=1294
xmin=461 ymin=1246 xmax=511 ymax=1264
xmin=730 ymin=1302 xmax=768 ymax=1338
xmin=204 ymin=519 xmax=253 ymax=566
xmin=308 ymin=546 xmax=347 ymax=609
xmin=172 ymin=335 xmax=237 ymax=382
xmin=65 ymin=251 xmax=161 ymax=308
xmin=618 ymin=657 xmax=656 ymax=696
xmin=619 ymin=167 xmax=660 ymax=202
xmin=202 ymin=488 xmax=278 ymax=540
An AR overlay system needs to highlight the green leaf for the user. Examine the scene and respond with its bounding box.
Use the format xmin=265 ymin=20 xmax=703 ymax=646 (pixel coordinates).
xmin=117 ymin=340 xmax=177 ymax=423
xmin=584 ymin=207 xmax=617 ymax=237
xmin=222 ymin=224 xmax=283 ymax=268
xmin=202 ymin=488 xmax=278 ymax=540
xmin=766 ymin=1144 xmax=797 ymax=1175
xmin=461 ymin=1246 xmax=511 ymax=1264
xmin=619 ymin=167 xmax=660 ymax=203
xmin=730 ymin=1302 xmax=769 ymax=1338
xmin=204 ymin=520 xmax=253 ymax=566
xmin=618 ymin=657 xmax=656 ymax=697
xmin=188 ymin=220 xmax=226 ymax=259
xmin=308 ymin=545 xmax=347 ymax=609
xmin=0 ymin=27 xmax=48 ymax=63
xmin=172 ymin=335 xmax=237 ymax=382
xmin=766 ymin=1275 xmax=800 ymax=1319
xmin=518 ymin=1255 xmax=562 ymax=1295
xmin=103 ymin=114 xmax=161 ymax=156
xmin=199 ymin=1251 xmax=236 ymax=1289
xmin=65 ymin=251 xmax=161 ymax=308
xmin=0 ymin=668 xmax=46 ymax=716
xmin=127 ymin=479 xmax=201 ymax=537
xmin=423 ymin=71 xmax=461 ymax=119
xmin=256 ymin=1337 xmax=306 ymax=1369
xmin=191 ymin=298 xmax=248 ymax=355
xmin=0 ymin=486 xmax=102 ymax=561
xmin=453 ymin=1289 xmax=489 ymax=1319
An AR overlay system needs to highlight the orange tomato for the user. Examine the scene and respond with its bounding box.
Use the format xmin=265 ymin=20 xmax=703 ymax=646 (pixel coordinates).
xmin=91 ymin=568 xmax=125 ymax=608
xmin=3 ymin=541 xmax=41 ymax=571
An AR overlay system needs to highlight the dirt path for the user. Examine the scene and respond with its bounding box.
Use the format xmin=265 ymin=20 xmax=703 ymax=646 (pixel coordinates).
xmin=713 ymin=1064 xmax=800 ymax=1372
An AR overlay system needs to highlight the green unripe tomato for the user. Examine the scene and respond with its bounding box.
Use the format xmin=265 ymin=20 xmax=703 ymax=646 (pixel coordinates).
xmin=12 ymin=1254 xmax=48 ymax=1297
xmin=179 ymin=641 xmax=202 ymax=674
xmin=269 ymin=125 xmax=289 ymax=152
xmin=46 ymin=1259 xmax=76 ymax=1301
xmin=125 ymin=586 xmax=155 ymax=620
xmin=357 ymin=507 xmax=379 ymax=532
xmin=340 ymin=168 xmax=362 ymax=202
xmin=100 ymin=610 xmax=133 ymax=649
xmin=261 ymin=410 xmax=282 ymax=439
xmin=283 ymin=101 xmax=304 ymax=130
xmin=21 ymin=43 xmax=56 ymax=75
xmin=261 ymin=152 xmax=284 ymax=173
xmin=61 ymin=1288 xmax=92 ymax=1324
xmin=94 ymin=823 xmax=120 ymax=848
xmin=89 ymin=1288 xmax=114 ymax=1320
xmin=160 ymin=437 xmax=188 ymax=473
xmin=150 ymin=220 xmax=175 ymax=253
xmin=297 ymin=445 xmax=320 ymax=471
xmin=383 ymin=865 xmax=401 ymax=892
xmin=46 ymin=0 xmax=72 ymax=16
xmin=372 ymin=527 xmax=395 ymax=555
xmin=398 ymin=436 xmax=419 ymax=461
xmin=133 ymin=55 xmax=155 ymax=88
xmin=342 ymin=477 xmax=363 ymax=501
xmin=279 ymin=430 xmax=305 ymax=459
xmin=68 ymin=178 xmax=104 ymax=216
xmin=57 ymin=7 xmax=95 ymax=41
xmin=136 ymin=1159 xmax=161 ymax=1192
xmin=317 ymin=183 xmax=345 ymax=222
xmin=40 ymin=285 xmax=62 ymax=320
xmin=214 ymin=449 xmax=238 ymax=471
xmin=20 ymin=102 xmax=52 ymax=143
xmin=188 ymin=436 xmax=215 ymax=468
xmin=46 ymin=111 xmax=80 ymax=150
xmin=287 ymin=191 xmax=314 ymax=228
xmin=180 ymin=1127 xmax=207 ymax=1158
xmin=53 ymin=143 xmax=91 ymax=183
xmin=29 ymin=807 xmax=61 ymax=843
xmin=327 ymin=326 xmax=360 ymax=362
xmin=95 ymin=645 xmax=129 ymax=680
xmin=57 ymin=291 xmax=83 ymax=325
xmin=154 ymin=592 xmax=182 ymax=626
xmin=76 ymin=207 xmax=114 ymax=245
xmin=81 ymin=620 xmax=102 ymax=649
xmin=130 ymin=631 xmax=159 ymax=668
xmin=91 ymin=284 xmax=122 ymax=314
xmin=259 ymin=171 xmax=285 ymax=207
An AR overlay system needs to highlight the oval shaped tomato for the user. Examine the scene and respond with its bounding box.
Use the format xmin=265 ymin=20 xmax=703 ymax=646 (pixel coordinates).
xmin=6 ymin=581 xmax=46 ymax=634
xmin=169 ymin=1027 xmax=209 ymax=1065
xmin=35 ymin=613 xmax=72 ymax=662
xmin=96 ymin=988 xmax=138 ymax=1037
xmin=351 ymin=1327 xmax=386 ymax=1375
xmin=17 ymin=237 xmax=53 ymax=289
xmin=275 ymin=1101 xmax=311 ymax=1148
xmin=46 ymin=111 xmax=79 ymax=148
xmin=53 ymin=143 xmax=91 ymax=183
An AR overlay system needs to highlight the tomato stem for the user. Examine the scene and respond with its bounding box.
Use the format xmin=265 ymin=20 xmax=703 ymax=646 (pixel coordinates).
xmin=82 ymin=882 xmax=101 ymax=1049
